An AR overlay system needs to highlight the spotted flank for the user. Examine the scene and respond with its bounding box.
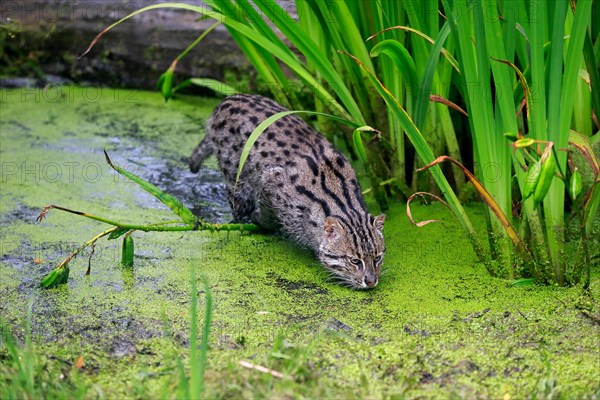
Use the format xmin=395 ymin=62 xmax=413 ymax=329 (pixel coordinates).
xmin=189 ymin=95 xmax=386 ymax=289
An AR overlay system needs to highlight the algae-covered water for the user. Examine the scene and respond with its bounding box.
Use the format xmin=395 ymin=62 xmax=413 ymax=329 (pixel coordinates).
xmin=1 ymin=87 xmax=599 ymax=398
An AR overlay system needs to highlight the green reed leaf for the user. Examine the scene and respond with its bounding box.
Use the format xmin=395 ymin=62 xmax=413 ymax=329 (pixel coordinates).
xmin=368 ymin=25 xmax=460 ymax=75
xmin=583 ymin=31 xmax=600 ymax=129
xmin=413 ymin=21 xmax=452 ymax=131
xmin=511 ymin=278 xmax=535 ymax=287
xmin=370 ymin=40 xmax=418 ymax=102
xmin=108 ymin=227 xmax=130 ymax=240
xmin=523 ymin=162 xmax=541 ymax=201
xmin=157 ymin=66 xmax=175 ymax=101
xmin=41 ymin=266 xmax=70 ymax=288
xmin=352 ymin=126 xmax=378 ymax=166
xmin=533 ymin=146 xmax=556 ymax=206
xmin=514 ymin=138 xmax=536 ymax=148
xmin=248 ymin=0 xmax=364 ymax=123
xmin=104 ymin=150 xmax=196 ymax=225
xmin=82 ymin=2 xmax=353 ymax=121
xmin=121 ymin=236 xmax=134 ymax=267
xmin=569 ymin=170 xmax=582 ymax=201
xmin=188 ymin=79 xmax=239 ymax=96
xmin=235 ymin=111 xmax=360 ymax=186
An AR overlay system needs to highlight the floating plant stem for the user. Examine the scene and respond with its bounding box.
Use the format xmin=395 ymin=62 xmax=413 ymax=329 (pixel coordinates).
xmin=37 ymin=205 xmax=258 ymax=233
xmin=38 ymin=152 xmax=259 ymax=288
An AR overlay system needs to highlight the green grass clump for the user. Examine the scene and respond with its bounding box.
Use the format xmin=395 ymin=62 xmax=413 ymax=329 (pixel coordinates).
xmin=0 ymin=304 xmax=87 ymax=399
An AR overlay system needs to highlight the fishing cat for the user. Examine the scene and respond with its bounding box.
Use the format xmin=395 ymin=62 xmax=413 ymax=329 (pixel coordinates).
xmin=189 ymin=94 xmax=385 ymax=289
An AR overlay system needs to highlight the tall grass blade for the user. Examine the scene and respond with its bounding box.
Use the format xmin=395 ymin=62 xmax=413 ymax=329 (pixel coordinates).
xmin=413 ymin=21 xmax=452 ymax=131
xmin=583 ymin=31 xmax=600 ymax=128
xmin=203 ymin=0 xmax=292 ymax=106
xmin=189 ymin=269 xmax=212 ymax=398
xmin=370 ymin=40 xmax=419 ymax=104
xmin=249 ymin=0 xmax=365 ymax=123
xmin=174 ymin=78 xmax=240 ymax=96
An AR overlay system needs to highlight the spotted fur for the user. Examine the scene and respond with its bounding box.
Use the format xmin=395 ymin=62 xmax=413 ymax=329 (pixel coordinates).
xmin=189 ymin=94 xmax=385 ymax=289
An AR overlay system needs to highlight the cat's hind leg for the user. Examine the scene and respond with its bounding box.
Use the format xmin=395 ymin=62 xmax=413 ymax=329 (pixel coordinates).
xmin=250 ymin=167 xmax=286 ymax=230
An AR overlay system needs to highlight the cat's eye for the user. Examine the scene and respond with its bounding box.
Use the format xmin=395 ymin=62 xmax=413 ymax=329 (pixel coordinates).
xmin=350 ymin=258 xmax=363 ymax=269
xmin=374 ymin=255 xmax=383 ymax=264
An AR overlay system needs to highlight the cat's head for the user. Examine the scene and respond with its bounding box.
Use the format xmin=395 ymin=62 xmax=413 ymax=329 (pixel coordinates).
xmin=318 ymin=214 xmax=386 ymax=289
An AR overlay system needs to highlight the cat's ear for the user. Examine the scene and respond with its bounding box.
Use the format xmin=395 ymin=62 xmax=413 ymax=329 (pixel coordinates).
xmin=373 ymin=214 xmax=385 ymax=231
xmin=324 ymin=216 xmax=342 ymax=240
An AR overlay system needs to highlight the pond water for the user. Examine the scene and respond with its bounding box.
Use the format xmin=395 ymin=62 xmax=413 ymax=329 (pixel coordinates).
xmin=1 ymin=87 xmax=598 ymax=398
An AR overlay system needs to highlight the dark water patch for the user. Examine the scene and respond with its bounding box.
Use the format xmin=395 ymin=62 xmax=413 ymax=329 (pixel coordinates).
xmin=1 ymin=239 xmax=79 ymax=274
xmin=98 ymin=129 xmax=231 ymax=222
xmin=82 ymin=106 xmax=193 ymax=144
xmin=27 ymin=136 xmax=109 ymax=154
xmin=31 ymin=308 xmax=164 ymax=350
xmin=110 ymin=337 xmax=137 ymax=358
xmin=578 ymin=311 xmax=600 ymax=326
xmin=273 ymin=276 xmax=328 ymax=295
xmin=1 ymin=119 xmax=32 ymax=133
xmin=403 ymin=325 xmax=430 ymax=337
xmin=0 ymin=202 xmax=41 ymax=225
xmin=324 ymin=318 xmax=353 ymax=332
xmin=158 ymin=163 xmax=231 ymax=224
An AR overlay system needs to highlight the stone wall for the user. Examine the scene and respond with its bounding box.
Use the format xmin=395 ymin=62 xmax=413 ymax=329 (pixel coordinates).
xmin=0 ymin=1 xmax=297 ymax=89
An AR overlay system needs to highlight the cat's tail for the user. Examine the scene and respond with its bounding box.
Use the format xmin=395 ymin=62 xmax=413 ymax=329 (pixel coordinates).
xmin=189 ymin=134 xmax=215 ymax=173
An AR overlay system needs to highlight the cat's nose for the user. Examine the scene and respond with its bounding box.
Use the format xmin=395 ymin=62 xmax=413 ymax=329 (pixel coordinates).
xmin=364 ymin=275 xmax=378 ymax=287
